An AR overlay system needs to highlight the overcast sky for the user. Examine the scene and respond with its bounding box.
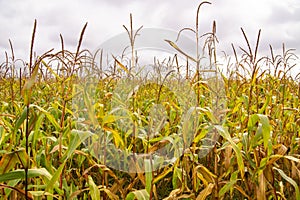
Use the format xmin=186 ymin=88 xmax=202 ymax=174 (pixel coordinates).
xmin=0 ymin=0 xmax=299 ymax=72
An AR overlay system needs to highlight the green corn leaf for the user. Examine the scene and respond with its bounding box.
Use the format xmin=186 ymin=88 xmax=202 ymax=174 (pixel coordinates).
xmin=273 ymin=167 xmax=300 ymax=200
xmin=30 ymin=105 xmax=60 ymax=131
xmin=3 ymin=179 xmax=20 ymax=197
xmin=32 ymin=114 xmax=45 ymax=148
xmin=145 ymin=159 xmax=153 ymax=194
xmin=14 ymin=107 xmax=28 ymax=134
xmin=219 ymin=179 xmax=237 ymax=197
xmin=88 ymin=175 xmax=100 ymax=200
xmin=257 ymin=114 xmax=271 ymax=150
xmin=248 ymin=114 xmax=271 ymax=151
xmin=45 ymin=161 xmax=65 ymax=196
xmin=0 ymin=168 xmax=52 ymax=182
xmin=172 ymin=166 xmax=183 ymax=189
xmin=63 ymin=130 xmax=93 ymax=160
xmin=248 ymin=114 xmax=259 ymax=132
xmin=125 ymin=189 xmax=150 ymax=200
xmin=215 ymin=125 xmax=245 ymax=178
xmin=0 ymin=126 xmax=5 ymax=146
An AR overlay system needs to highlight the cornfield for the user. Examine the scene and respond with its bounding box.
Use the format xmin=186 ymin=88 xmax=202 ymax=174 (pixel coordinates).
xmin=0 ymin=2 xmax=299 ymax=200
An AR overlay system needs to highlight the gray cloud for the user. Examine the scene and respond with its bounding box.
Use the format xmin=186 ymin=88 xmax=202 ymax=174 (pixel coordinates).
xmin=0 ymin=0 xmax=299 ymax=67
xmin=267 ymin=4 xmax=300 ymax=24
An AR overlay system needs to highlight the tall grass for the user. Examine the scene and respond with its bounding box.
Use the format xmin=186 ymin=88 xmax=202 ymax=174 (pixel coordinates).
xmin=0 ymin=1 xmax=299 ymax=199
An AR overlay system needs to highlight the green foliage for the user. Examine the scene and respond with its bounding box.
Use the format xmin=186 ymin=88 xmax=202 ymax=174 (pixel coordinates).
xmin=0 ymin=2 xmax=299 ymax=199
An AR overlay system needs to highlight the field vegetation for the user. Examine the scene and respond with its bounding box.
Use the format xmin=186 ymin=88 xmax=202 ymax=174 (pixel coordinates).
xmin=0 ymin=2 xmax=299 ymax=199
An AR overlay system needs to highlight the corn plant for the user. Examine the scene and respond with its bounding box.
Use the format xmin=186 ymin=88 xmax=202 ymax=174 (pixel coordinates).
xmin=0 ymin=1 xmax=299 ymax=200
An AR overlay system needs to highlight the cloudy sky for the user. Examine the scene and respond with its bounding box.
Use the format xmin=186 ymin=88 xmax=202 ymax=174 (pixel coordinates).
xmin=0 ymin=0 xmax=299 ymax=71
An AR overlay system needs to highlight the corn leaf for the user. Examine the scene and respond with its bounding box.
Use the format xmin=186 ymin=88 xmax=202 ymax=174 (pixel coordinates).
xmin=14 ymin=107 xmax=28 ymax=134
xmin=126 ymin=189 xmax=150 ymax=200
xmin=88 ymin=175 xmax=100 ymax=200
xmin=273 ymin=167 xmax=300 ymax=199
xmin=215 ymin=125 xmax=245 ymax=178
xmin=145 ymin=159 xmax=153 ymax=194
xmin=196 ymin=183 xmax=214 ymax=200
xmin=45 ymin=161 xmax=65 ymax=196
xmin=30 ymin=105 xmax=60 ymax=131
xmin=0 ymin=126 xmax=4 ymax=145
xmin=64 ymin=130 xmax=93 ymax=160
xmin=0 ymin=149 xmax=28 ymax=174
xmin=112 ymin=55 xmax=130 ymax=75
xmin=0 ymin=168 xmax=52 ymax=182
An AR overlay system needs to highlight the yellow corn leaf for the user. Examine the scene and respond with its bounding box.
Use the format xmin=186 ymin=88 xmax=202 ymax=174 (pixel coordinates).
xmin=165 ymin=39 xmax=197 ymax=62
xmin=112 ymin=55 xmax=130 ymax=74
xmin=196 ymin=183 xmax=214 ymax=200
